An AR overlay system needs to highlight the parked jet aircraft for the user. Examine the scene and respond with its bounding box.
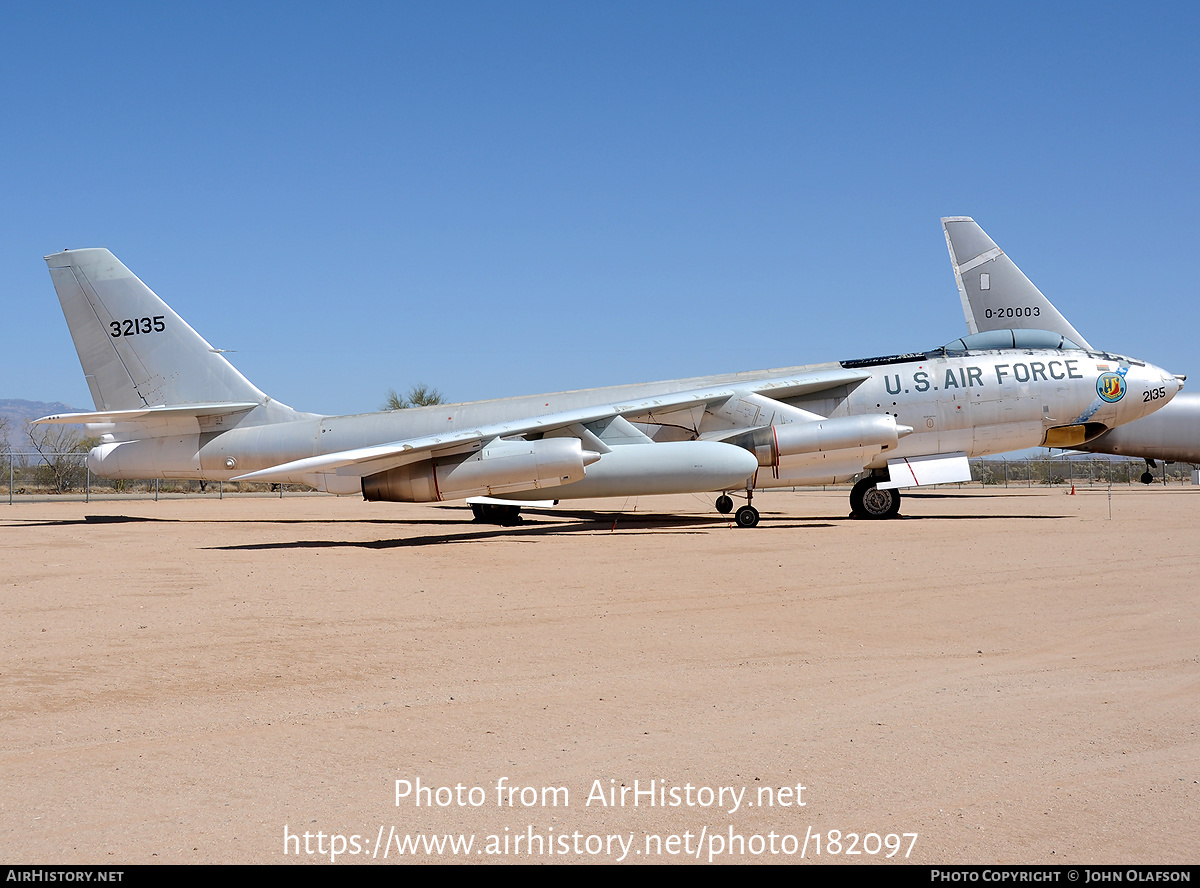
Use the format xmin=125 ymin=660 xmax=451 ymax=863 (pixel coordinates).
xmin=943 ymin=216 xmax=1200 ymax=473
xmin=36 ymin=244 xmax=1182 ymax=524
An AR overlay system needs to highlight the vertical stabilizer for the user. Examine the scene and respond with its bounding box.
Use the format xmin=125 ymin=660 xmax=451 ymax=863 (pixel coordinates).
xmin=942 ymin=217 xmax=1092 ymax=349
xmin=45 ymin=248 xmax=270 ymax=411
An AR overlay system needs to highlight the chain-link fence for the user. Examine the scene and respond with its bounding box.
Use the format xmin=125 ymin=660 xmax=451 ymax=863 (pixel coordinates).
xmin=970 ymin=455 xmax=1194 ymax=487
xmin=2 ymin=450 xmax=1194 ymax=504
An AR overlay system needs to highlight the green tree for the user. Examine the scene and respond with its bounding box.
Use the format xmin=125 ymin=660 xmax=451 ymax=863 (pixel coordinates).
xmin=383 ymin=384 xmax=445 ymax=410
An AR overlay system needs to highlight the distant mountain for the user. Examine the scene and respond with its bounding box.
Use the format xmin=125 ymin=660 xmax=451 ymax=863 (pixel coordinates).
xmin=0 ymin=399 xmax=89 ymax=428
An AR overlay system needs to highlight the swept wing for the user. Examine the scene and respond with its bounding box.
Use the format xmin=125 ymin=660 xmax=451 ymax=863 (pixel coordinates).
xmin=231 ymin=368 xmax=870 ymax=483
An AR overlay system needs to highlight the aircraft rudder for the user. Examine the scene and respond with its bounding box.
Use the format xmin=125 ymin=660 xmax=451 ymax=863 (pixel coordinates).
xmin=44 ymin=248 xmax=271 ymax=412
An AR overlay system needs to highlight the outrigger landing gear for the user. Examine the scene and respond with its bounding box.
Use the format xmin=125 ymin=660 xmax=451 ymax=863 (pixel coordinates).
xmin=1140 ymin=458 xmax=1156 ymax=485
xmin=471 ymin=503 xmax=523 ymax=525
xmin=850 ymin=476 xmax=901 ymax=519
xmin=715 ymin=494 xmax=734 ymax=514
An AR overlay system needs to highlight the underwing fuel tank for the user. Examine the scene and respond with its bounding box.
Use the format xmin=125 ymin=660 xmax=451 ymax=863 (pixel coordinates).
xmin=497 ymin=440 xmax=760 ymax=500
xmin=362 ymin=437 xmax=600 ymax=502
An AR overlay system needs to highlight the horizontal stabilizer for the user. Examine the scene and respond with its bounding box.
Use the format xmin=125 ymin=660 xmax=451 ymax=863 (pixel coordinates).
xmin=33 ymin=402 xmax=260 ymax=425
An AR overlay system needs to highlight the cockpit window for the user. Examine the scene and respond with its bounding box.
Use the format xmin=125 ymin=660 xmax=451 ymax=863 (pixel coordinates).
xmin=840 ymin=329 xmax=1086 ymax=368
xmin=938 ymin=329 xmax=1083 ymax=354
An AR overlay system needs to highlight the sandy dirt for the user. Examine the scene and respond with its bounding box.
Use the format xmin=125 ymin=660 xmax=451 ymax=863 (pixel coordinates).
xmin=1 ymin=487 xmax=1197 ymax=864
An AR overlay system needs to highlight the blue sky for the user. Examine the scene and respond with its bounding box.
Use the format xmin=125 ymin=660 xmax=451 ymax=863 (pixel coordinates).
xmin=3 ymin=2 xmax=1196 ymax=415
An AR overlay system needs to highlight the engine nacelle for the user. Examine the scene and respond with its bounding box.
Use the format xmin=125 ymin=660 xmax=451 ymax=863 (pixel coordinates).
xmin=362 ymin=437 xmax=600 ymax=503
xmin=730 ymin=414 xmax=905 ymax=467
xmin=88 ymin=436 xmax=203 ymax=479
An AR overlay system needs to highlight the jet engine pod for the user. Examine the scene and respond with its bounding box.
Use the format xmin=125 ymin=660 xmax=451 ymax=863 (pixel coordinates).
xmin=87 ymin=435 xmax=203 ymax=479
xmin=733 ymin=414 xmax=905 ymax=467
xmin=362 ymin=437 xmax=600 ymax=503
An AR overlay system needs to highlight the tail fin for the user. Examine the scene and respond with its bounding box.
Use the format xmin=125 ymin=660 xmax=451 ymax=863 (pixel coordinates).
xmin=942 ymin=217 xmax=1093 ymax=350
xmin=45 ymin=248 xmax=270 ymax=411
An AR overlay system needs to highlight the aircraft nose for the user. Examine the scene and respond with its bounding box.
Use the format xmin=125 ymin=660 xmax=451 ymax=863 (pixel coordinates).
xmin=1158 ymin=367 xmax=1184 ymax=400
xmin=1133 ymin=362 xmax=1182 ymax=414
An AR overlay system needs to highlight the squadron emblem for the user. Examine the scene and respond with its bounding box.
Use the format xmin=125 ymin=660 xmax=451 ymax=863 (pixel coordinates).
xmin=1097 ymin=372 xmax=1126 ymax=403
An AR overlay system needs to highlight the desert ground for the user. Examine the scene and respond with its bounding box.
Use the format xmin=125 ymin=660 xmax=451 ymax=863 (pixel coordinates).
xmin=1 ymin=486 xmax=1196 ymax=864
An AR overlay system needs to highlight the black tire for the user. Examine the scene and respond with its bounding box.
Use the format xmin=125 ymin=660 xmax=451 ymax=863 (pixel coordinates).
xmin=1140 ymin=471 xmax=1154 ymax=485
xmin=715 ymin=494 xmax=734 ymax=514
xmin=472 ymin=503 xmax=522 ymax=524
xmin=734 ymin=505 xmax=760 ymax=528
xmin=850 ymin=477 xmax=901 ymax=519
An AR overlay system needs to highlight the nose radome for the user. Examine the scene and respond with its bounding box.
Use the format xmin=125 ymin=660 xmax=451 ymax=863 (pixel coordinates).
xmin=1153 ymin=365 xmax=1184 ymax=401
xmin=1141 ymin=362 xmax=1182 ymax=408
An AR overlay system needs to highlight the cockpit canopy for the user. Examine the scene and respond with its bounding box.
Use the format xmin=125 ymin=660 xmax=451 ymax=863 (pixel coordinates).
xmin=840 ymin=328 xmax=1094 ymax=369
xmin=937 ymin=329 xmax=1084 ymax=355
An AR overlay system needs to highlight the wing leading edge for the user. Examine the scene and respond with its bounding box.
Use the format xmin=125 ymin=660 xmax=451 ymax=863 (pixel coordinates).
xmin=231 ymin=368 xmax=871 ymax=484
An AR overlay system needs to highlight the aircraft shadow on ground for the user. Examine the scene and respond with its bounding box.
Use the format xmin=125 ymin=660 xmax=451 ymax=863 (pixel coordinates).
xmin=209 ymin=511 xmax=751 ymax=550
xmin=2 ymin=508 xmax=1062 ymax=546
xmin=201 ymin=509 xmax=849 ymax=550
xmin=203 ymin=509 xmax=1063 ymax=550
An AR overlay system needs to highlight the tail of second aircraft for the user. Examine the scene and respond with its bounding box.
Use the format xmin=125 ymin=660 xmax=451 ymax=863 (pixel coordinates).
xmin=44 ymin=248 xmax=274 ymax=412
xmin=942 ymin=217 xmax=1093 ymax=349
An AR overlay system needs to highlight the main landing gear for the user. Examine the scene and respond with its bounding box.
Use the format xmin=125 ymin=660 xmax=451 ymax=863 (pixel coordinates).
xmin=471 ymin=503 xmax=522 ymax=525
xmin=1140 ymin=458 xmax=1156 ymax=485
xmin=850 ymin=477 xmax=901 ymax=520
xmin=715 ymin=492 xmax=759 ymax=527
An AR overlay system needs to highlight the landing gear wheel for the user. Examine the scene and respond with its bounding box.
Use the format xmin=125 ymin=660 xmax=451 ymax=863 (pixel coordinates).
xmin=715 ymin=494 xmax=734 ymax=514
xmin=1140 ymin=471 xmax=1154 ymax=485
xmin=734 ymin=505 xmax=760 ymax=528
xmin=850 ymin=478 xmax=901 ymax=519
xmin=471 ymin=503 xmax=523 ymax=525
xmin=499 ymin=505 xmax=522 ymax=525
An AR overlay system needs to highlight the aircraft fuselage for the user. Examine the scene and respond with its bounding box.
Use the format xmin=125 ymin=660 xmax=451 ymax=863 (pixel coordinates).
xmin=85 ymin=345 xmax=1177 ymax=499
